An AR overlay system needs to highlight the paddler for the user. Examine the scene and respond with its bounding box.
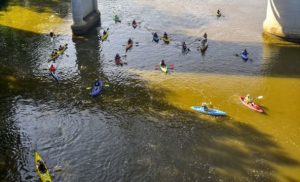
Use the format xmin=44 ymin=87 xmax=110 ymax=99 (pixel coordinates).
xmin=163 ymin=32 xmax=168 ymax=39
xmin=217 ymin=9 xmax=221 ymax=16
xmin=115 ymin=53 xmax=123 ymax=66
xmin=182 ymin=42 xmax=187 ymax=51
xmin=244 ymin=94 xmax=253 ymax=104
xmin=37 ymin=160 xmax=47 ymax=174
xmin=202 ymin=102 xmax=209 ymax=111
xmin=160 ymin=60 xmax=166 ymax=67
xmin=132 ymin=19 xmax=137 ymax=27
xmin=242 ymin=49 xmax=248 ymax=56
xmin=49 ymin=64 xmax=56 ymax=73
xmin=128 ymin=38 xmax=133 ymax=45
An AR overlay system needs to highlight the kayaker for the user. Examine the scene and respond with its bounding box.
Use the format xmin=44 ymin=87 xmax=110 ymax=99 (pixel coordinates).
xmin=58 ymin=45 xmax=64 ymax=51
xmin=37 ymin=160 xmax=47 ymax=174
xmin=160 ymin=60 xmax=166 ymax=67
xmin=51 ymin=51 xmax=57 ymax=57
xmin=182 ymin=42 xmax=187 ymax=51
xmin=49 ymin=32 xmax=54 ymax=38
xmin=242 ymin=49 xmax=248 ymax=56
xmin=163 ymin=32 xmax=168 ymax=39
xmin=203 ymin=33 xmax=207 ymax=39
xmin=202 ymin=102 xmax=209 ymax=111
xmin=217 ymin=9 xmax=221 ymax=16
xmin=132 ymin=20 xmax=137 ymax=25
xmin=49 ymin=64 xmax=56 ymax=73
xmin=95 ymin=80 xmax=100 ymax=86
xmin=115 ymin=53 xmax=123 ymax=66
xmin=128 ymin=38 xmax=133 ymax=45
xmin=153 ymin=32 xmax=158 ymax=39
xmin=103 ymin=30 xmax=107 ymax=36
xmin=244 ymin=94 xmax=253 ymax=104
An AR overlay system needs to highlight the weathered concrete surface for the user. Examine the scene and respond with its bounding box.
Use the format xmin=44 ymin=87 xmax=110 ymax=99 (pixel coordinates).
xmin=71 ymin=0 xmax=100 ymax=35
xmin=263 ymin=0 xmax=300 ymax=42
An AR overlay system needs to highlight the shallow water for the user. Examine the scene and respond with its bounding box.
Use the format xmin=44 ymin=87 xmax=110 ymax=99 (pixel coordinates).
xmin=0 ymin=0 xmax=300 ymax=181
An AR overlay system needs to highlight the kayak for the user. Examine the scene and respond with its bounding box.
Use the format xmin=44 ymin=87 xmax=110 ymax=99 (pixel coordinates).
xmin=240 ymin=96 xmax=264 ymax=113
xmin=153 ymin=36 xmax=159 ymax=43
xmin=50 ymin=71 xmax=59 ymax=81
xmin=34 ymin=151 xmax=52 ymax=182
xmin=48 ymin=44 xmax=68 ymax=61
xmin=200 ymin=39 xmax=208 ymax=53
xmin=113 ymin=15 xmax=121 ymax=23
xmin=241 ymin=53 xmax=248 ymax=61
xmin=91 ymin=80 xmax=103 ymax=97
xmin=191 ymin=106 xmax=227 ymax=116
xmin=161 ymin=36 xmax=170 ymax=44
xmin=125 ymin=43 xmax=133 ymax=52
xmin=160 ymin=65 xmax=168 ymax=73
xmin=101 ymin=32 xmax=109 ymax=41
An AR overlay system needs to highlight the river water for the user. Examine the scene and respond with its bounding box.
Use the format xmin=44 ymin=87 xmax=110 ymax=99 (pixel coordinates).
xmin=1 ymin=0 xmax=300 ymax=181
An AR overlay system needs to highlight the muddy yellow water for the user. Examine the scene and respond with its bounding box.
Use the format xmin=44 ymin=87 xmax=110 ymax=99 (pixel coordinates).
xmin=135 ymin=70 xmax=300 ymax=180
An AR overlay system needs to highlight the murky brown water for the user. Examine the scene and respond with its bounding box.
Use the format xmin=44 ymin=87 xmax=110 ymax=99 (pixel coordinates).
xmin=1 ymin=0 xmax=300 ymax=181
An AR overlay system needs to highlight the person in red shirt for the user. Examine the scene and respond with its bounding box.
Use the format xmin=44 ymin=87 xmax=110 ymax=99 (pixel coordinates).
xmin=49 ymin=64 xmax=56 ymax=73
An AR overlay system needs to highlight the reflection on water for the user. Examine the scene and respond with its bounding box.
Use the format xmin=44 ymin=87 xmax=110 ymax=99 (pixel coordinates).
xmin=1 ymin=0 xmax=300 ymax=181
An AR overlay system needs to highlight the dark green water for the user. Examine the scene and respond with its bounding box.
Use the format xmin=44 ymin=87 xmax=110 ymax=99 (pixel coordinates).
xmin=1 ymin=0 xmax=300 ymax=181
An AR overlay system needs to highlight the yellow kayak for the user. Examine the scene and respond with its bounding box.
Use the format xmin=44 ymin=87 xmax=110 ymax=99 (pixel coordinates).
xmin=101 ymin=32 xmax=109 ymax=41
xmin=161 ymin=36 xmax=170 ymax=44
xmin=34 ymin=151 xmax=52 ymax=182
xmin=48 ymin=44 xmax=68 ymax=61
xmin=160 ymin=65 xmax=168 ymax=73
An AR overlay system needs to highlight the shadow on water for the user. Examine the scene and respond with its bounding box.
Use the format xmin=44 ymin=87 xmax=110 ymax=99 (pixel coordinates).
xmin=1 ymin=4 xmax=300 ymax=182
xmin=0 ymin=0 xmax=71 ymax=18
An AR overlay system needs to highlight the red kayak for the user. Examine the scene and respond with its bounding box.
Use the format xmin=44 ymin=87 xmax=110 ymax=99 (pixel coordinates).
xmin=240 ymin=96 xmax=264 ymax=113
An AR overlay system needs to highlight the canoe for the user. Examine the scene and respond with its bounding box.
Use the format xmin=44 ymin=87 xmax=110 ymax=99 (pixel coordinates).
xmin=101 ymin=32 xmax=109 ymax=41
xmin=241 ymin=53 xmax=248 ymax=61
xmin=191 ymin=106 xmax=226 ymax=116
xmin=160 ymin=65 xmax=168 ymax=73
xmin=91 ymin=80 xmax=103 ymax=97
xmin=34 ymin=151 xmax=52 ymax=182
xmin=50 ymin=71 xmax=59 ymax=81
xmin=161 ymin=36 xmax=170 ymax=44
xmin=240 ymin=96 xmax=263 ymax=113
xmin=48 ymin=44 xmax=68 ymax=61
xmin=126 ymin=43 xmax=133 ymax=52
xmin=200 ymin=39 xmax=208 ymax=52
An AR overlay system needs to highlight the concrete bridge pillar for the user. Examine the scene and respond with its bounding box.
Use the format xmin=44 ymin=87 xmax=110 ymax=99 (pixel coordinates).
xmin=263 ymin=0 xmax=300 ymax=42
xmin=71 ymin=0 xmax=100 ymax=35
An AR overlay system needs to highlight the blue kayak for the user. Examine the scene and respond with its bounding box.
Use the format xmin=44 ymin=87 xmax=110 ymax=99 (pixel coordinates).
xmin=50 ymin=71 xmax=59 ymax=81
xmin=241 ymin=53 xmax=248 ymax=61
xmin=91 ymin=80 xmax=103 ymax=97
xmin=191 ymin=106 xmax=226 ymax=116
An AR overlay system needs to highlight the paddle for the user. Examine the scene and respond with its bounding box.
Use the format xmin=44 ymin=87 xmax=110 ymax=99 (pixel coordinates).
xmin=122 ymin=42 xmax=139 ymax=46
xmin=256 ymin=96 xmax=263 ymax=100
xmin=86 ymin=83 xmax=110 ymax=90
xmin=155 ymin=64 xmax=174 ymax=70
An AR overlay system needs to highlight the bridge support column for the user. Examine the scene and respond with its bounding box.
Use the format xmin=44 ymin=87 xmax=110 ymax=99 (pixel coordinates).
xmin=263 ymin=0 xmax=300 ymax=42
xmin=71 ymin=0 xmax=100 ymax=35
